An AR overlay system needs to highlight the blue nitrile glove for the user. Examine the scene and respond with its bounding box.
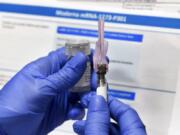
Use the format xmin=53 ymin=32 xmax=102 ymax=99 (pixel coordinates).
xmin=73 ymin=95 xmax=147 ymax=135
xmin=74 ymin=95 xmax=110 ymax=135
xmin=0 ymin=48 xmax=89 ymax=135
xmin=108 ymin=97 xmax=147 ymax=135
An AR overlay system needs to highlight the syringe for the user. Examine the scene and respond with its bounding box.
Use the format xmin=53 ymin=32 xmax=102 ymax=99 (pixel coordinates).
xmin=93 ymin=19 xmax=108 ymax=100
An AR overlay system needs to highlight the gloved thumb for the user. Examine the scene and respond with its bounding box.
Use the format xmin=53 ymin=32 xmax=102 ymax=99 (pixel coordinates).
xmin=47 ymin=52 xmax=87 ymax=91
xmin=85 ymin=95 xmax=110 ymax=135
xmin=73 ymin=120 xmax=85 ymax=135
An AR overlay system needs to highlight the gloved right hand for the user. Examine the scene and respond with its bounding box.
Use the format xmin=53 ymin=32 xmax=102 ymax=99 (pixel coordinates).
xmin=73 ymin=95 xmax=147 ymax=135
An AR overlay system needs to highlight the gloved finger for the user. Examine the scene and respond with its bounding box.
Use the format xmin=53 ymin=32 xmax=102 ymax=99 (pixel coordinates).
xmin=24 ymin=47 xmax=68 ymax=76
xmin=73 ymin=120 xmax=85 ymax=135
xmin=85 ymin=95 xmax=110 ymax=135
xmin=67 ymin=103 xmax=85 ymax=120
xmin=47 ymin=52 xmax=87 ymax=91
xmin=80 ymin=91 xmax=96 ymax=108
xmin=108 ymin=97 xmax=146 ymax=134
xmin=80 ymin=89 xmax=115 ymax=109
xmin=73 ymin=120 xmax=119 ymax=135
xmin=79 ymin=85 xmax=109 ymax=108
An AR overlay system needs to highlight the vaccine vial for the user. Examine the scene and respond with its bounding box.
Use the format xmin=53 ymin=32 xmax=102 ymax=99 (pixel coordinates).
xmin=65 ymin=40 xmax=91 ymax=92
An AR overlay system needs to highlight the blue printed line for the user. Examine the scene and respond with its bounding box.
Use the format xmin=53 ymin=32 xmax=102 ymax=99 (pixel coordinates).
xmin=0 ymin=3 xmax=180 ymax=29
xmin=108 ymin=89 xmax=135 ymax=100
xmin=57 ymin=27 xmax=143 ymax=42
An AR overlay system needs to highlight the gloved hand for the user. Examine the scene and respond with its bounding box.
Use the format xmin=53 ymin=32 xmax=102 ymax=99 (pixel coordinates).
xmin=73 ymin=95 xmax=147 ymax=135
xmin=0 ymin=48 xmax=89 ymax=135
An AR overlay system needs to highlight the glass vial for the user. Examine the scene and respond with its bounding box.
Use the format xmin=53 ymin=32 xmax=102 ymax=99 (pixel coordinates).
xmin=65 ymin=40 xmax=91 ymax=92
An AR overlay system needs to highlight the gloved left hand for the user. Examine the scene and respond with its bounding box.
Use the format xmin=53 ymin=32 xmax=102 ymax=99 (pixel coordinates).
xmin=0 ymin=48 xmax=89 ymax=135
